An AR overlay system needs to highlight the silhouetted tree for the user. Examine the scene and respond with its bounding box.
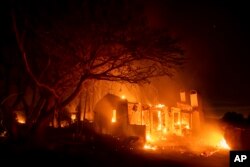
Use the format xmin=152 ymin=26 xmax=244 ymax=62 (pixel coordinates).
xmin=4 ymin=0 xmax=184 ymax=141
xmin=222 ymin=111 xmax=245 ymax=126
xmin=247 ymin=113 xmax=250 ymax=125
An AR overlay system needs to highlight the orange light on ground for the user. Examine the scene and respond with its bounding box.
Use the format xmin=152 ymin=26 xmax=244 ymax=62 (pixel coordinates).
xmin=202 ymin=127 xmax=231 ymax=150
xmin=111 ymin=109 xmax=116 ymax=123
xmin=144 ymin=143 xmax=157 ymax=151
xmin=218 ymin=138 xmax=230 ymax=150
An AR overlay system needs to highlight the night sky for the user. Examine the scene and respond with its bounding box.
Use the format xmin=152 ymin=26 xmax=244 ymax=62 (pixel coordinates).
xmin=1 ymin=0 xmax=250 ymax=117
xmin=147 ymin=0 xmax=250 ymax=116
xmin=169 ymin=1 xmax=250 ymax=101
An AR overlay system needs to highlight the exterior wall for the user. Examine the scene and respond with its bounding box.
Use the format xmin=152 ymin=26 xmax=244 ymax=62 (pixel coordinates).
xmin=93 ymin=94 xmax=146 ymax=141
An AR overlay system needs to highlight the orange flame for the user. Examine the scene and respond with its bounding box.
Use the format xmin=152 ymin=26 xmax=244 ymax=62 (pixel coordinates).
xmin=185 ymin=124 xmax=190 ymax=129
xmin=218 ymin=138 xmax=230 ymax=150
xmin=121 ymin=95 xmax=126 ymax=99
xmin=144 ymin=143 xmax=157 ymax=151
xmin=111 ymin=109 xmax=116 ymax=123
xmin=155 ymin=104 xmax=165 ymax=108
xmin=71 ymin=114 xmax=76 ymax=122
xmin=163 ymin=127 xmax=167 ymax=134
xmin=16 ymin=113 xmax=26 ymax=124
xmin=157 ymin=110 xmax=162 ymax=131
xmin=146 ymin=133 xmax=153 ymax=142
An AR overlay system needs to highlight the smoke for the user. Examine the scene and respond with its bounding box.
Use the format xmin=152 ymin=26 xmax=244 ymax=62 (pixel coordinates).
xmin=90 ymin=76 xmax=184 ymax=107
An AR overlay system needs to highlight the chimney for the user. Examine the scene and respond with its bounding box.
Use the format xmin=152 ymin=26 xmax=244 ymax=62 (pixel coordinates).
xmin=180 ymin=90 xmax=186 ymax=102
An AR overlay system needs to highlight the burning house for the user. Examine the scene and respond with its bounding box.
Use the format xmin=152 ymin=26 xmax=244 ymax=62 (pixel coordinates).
xmin=127 ymin=90 xmax=203 ymax=140
xmin=92 ymin=90 xmax=203 ymax=144
xmin=174 ymin=90 xmax=203 ymax=135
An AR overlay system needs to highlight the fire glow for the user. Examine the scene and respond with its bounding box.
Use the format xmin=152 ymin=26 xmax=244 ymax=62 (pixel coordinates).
xmin=93 ymin=90 xmax=231 ymax=155
xmin=155 ymin=104 xmax=165 ymax=108
xmin=121 ymin=95 xmax=126 ymax=99
xmin=218 ymin=138 xmax=230 ymax=150
xmin=71 ymin=114 xmax=76 ymax=122
xmin=16 ymin=112 xmax=26 ymax=124
xmin=144 ymin=143 xmax=157 ymax=151
xmin=111 ymin=109 xmax=116 ymax=123
xmin=157 ymin=110 xmax=162 ymax=131
xmin=146 ymin=133 xmax=152 ymax=141
xmin=16 ymin=115 xmax=26 ymax=124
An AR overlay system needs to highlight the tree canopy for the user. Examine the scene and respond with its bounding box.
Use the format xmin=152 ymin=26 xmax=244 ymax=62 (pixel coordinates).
xmin=13 ymin=0 xmax=184 ymax=105
xmin=1 ymin=0 xmax=184 ymax=137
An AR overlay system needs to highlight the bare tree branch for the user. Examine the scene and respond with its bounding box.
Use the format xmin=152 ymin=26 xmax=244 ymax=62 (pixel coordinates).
xmin=12 ymin=12 xmax=59 ymax=99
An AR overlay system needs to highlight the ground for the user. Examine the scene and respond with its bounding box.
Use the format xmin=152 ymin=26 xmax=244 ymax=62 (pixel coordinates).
xmin=0 ymin=135 xmax=229 ymax=167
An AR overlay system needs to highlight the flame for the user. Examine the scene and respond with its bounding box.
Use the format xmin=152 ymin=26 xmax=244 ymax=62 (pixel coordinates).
xmin=218 ymin=138 xmax=230 ymax=150
xmin=121 ymin=95 xmax=126 ymax=99
xmin=201 ymin=126 xmax=231 ymax=150
xmin=155 ymin=104 xmax=165 ymax=108
xmin=157 ymin=110 xmax=162 ymax=131
xmin=145 ymin=132 xmax=156 ymax=150
xmin=146 ymin=133 xmax=153 ymax=142
xmin=163 ymin=127 xmax=167 ymax=134
xmin=176 ymin=121 xmax=181 ymax=125
xmin=144 ymin=143 xmax=157 ymax=151
xmin=16 ymin=115 xmax=26 ymax=124
xmin=185 ymin=124 xmax=190 ymax=129
xmin=16 ymin=112 xmax=26 ymax=124
xmin=111 ymin=109 xmax=116 ymax=123
xmin=71 ymin=114 xmax=76 ymax=122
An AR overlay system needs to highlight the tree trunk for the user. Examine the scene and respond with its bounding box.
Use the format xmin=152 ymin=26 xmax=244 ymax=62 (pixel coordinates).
xmin=23 ymin=95 xmax=56 ymax=145
xmin=61 ymin=74 xmax=87 ymax=107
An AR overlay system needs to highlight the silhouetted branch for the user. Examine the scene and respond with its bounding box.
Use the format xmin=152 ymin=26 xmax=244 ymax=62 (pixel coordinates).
xmin=12 ymin=12 xmax=59 ymax=99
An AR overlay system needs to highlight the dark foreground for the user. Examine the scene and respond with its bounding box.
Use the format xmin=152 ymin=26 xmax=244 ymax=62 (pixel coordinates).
xmin=0 ymin=138 xmax=229 ymax=167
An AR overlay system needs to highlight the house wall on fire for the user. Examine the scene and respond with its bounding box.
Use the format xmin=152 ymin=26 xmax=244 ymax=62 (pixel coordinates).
xmin=92 ymin=89 xmax=203 ymax=138
xmin=63 ymin=88 xmax=203 ymax=138
xmin=125 ymin=90 xmax=203 ymax=136
xmin=174 ymin=90 xmax=203 ymax=134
